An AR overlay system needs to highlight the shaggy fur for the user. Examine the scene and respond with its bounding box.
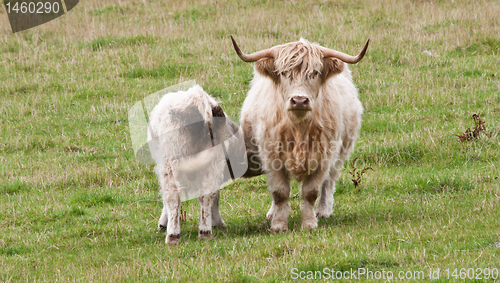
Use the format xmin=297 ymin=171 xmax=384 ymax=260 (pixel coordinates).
xmin=148 ymin=85 xmax=238 ymax=244
xmin=239 ymin=39 xmax=363 ymax=231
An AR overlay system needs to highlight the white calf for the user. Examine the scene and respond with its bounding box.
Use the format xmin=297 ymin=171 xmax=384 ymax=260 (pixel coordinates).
xmin=148 ymin=85 xmax=239 ymax=244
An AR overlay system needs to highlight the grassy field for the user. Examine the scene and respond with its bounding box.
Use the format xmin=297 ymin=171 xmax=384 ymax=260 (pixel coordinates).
xmin=1 ymin=0 xmax=499 ymax=281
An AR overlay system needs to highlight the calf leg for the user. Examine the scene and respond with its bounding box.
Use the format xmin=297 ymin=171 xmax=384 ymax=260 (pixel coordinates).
xmin=211 ymin=190 xmax=226 ymax=228
xmin=158 ymin=205 xmax=168 ymax=231
xmin=267 ymin=170 xmax=290 ymax=232
xmin=162 ymin=190 xmax=181 ymax=244
xmin=158 ymin=165 xmax=182 ymax=244
xmin=198 ymin=159 xmax=227 ymax=238
xmin=198 ymin=192 xmax=216 ymax=239
xmin=161 ymin=191 xmax=225 ymax=233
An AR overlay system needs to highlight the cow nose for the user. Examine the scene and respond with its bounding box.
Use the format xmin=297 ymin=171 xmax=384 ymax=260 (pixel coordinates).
xmin=290 ymin=97 xmax=310 ymax=110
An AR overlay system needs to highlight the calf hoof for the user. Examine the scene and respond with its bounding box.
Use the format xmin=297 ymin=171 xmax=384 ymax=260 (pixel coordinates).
xmin=198 ymin=230 xmax=213 ymax=239
xmin=158 ymin=224 xmax=167 ymax=231
xmin=166 ymin=234 xmax=181 ymax=245
xmin=212 ymin=221 xmax=226 ymax=229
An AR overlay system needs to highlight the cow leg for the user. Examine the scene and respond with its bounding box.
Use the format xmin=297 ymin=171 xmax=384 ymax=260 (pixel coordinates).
xmin=266 ymin=201 xmax=276 ymax=220
xmin=315 ymin=136 xmax=356 ymax=218
xmin=211 ymin=190 xmax=226 ymax=228
xmin=301 ymin=174 xmax=324 ymax=229
xmin=315 ymin=178 xmax=335 ymax=219
xmin=268 ymin=170 xmax=290 ymax=232
xmin=198 ymin=192 xmax=215 ymax=239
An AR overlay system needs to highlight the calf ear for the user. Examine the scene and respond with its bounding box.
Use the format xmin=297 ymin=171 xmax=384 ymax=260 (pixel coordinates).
xmin=211 ymin=105 xmax=225 ymax=118
xmin=322 ymin=58 xmax=344 ymax=81
xmin=255 ymin=58 xmax=279 ymax=83
xmin=210 ymin=104 xmax=226 ymax=132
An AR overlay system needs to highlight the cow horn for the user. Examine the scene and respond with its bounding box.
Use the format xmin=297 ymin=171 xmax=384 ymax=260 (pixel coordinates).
xmin=231 ymin=35 xmax=273 ymax=62
xmin=321 ymin=39 xmax=370 ymax=64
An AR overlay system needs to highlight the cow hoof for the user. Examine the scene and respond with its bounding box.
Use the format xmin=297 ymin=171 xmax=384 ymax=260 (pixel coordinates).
xmin=266 ymin=205 xmax=276 ymax=220
xmin=315 ymin=207 xmax=333 ymax=219
xmin=166 ymin=234 xmax=181 ymax=245
xmin=266 ymin=212 xmax=274 ymax=220
xmin=270 ymin=226 xmax=288 ymax=233
xmin=270 ymin=222 xmax=288 ymax=233
xmin=301 ymin=221 xmax=318 ymax=230
xmin=315 ymin=211 xmax=332 ymax=219
xmin=198 ymin=230 xmax=213 ymax=239
xmin=158 ymin=224 xmax=167 ymax=231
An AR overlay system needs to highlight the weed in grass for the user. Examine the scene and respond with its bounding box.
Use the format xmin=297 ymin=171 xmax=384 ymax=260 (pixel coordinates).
xmin=456 ymin=114 xmax=491 ymax=142
xmin=348 ymin=157 xmax=373 ymax=190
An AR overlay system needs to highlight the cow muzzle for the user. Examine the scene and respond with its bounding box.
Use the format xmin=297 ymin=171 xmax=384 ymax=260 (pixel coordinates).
xmin=289 ymin=96 xmax=312 ymax=111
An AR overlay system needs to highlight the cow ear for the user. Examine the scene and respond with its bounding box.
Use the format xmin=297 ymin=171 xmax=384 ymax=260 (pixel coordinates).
xmin=322 ymin=58 xmax=344 ymax=81
xmin=255 ymin=58 xmax=279 ymax=83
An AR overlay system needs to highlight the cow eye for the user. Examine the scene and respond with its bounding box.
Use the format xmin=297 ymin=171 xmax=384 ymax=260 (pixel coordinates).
xmin=309 ymin=70 xmax=319 ymax=79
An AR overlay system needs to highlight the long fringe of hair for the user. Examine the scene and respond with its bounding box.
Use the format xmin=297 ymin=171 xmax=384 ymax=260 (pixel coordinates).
xmin=273 ymin=38 xmax=323 ymax=77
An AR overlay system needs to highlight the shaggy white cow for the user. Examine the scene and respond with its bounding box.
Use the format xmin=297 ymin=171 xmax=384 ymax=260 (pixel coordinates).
xmin=231 ymin=36 xmax=369 ymax=231
xmin=147 ymin=85 xmax=243 ymax=244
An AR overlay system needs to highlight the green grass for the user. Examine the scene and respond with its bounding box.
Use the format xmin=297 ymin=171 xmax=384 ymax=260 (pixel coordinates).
xmin=1 ymin=0 xmax=499 ymax=282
